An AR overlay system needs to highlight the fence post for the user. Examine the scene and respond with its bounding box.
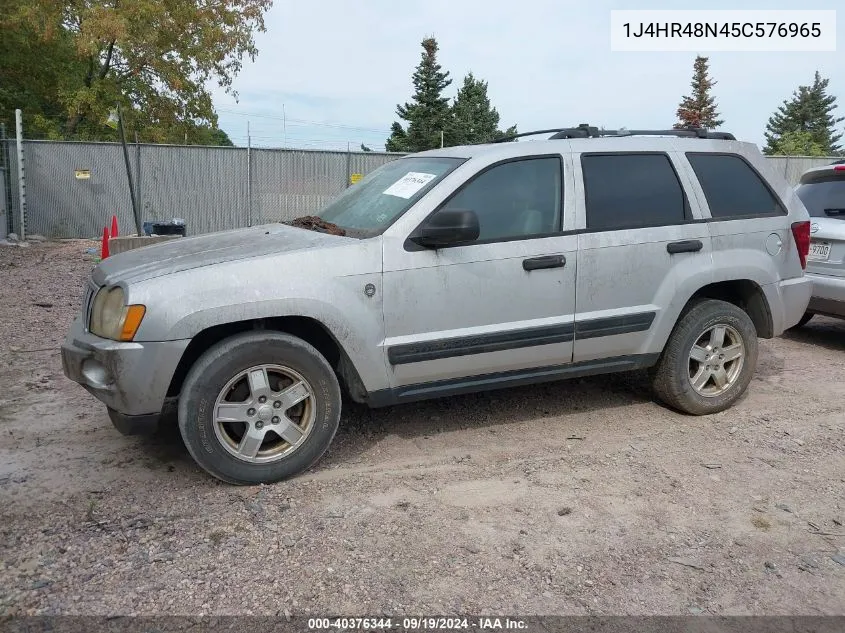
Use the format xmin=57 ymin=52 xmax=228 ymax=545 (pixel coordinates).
xmin=346 ymin=142 xmax=351 ymax=189
xmin=0 ymin=123 xmax=6 ymax=240
xmin=246 ymin=122 xmax=253 ymax=227
xmin=135 ymin=132 xmax=142 ymax=230
xmin=14 ymin=109 xmax=26 ymax=241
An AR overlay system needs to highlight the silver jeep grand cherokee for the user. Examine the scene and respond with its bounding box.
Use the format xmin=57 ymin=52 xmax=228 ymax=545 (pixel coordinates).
xmin=61 ymin=125 xmax=813 ymax=485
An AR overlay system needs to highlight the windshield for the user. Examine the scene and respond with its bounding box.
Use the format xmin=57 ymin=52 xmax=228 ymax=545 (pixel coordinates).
xmin=796 ymin=175 xmax=845 ymax=219
xmin=316 ymin=156 xmax=464 ymax=235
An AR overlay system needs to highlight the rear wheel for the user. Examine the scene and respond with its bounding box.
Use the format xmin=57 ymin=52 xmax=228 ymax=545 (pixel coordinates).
xmin=651 ymin=299 xmax=758 ymax=416
xmin=178 ymin=331 xmax=341 ymax=485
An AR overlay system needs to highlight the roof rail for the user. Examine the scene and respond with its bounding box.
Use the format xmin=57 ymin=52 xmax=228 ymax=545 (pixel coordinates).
xmin=490 ymin=123 xmax=736 ymax=143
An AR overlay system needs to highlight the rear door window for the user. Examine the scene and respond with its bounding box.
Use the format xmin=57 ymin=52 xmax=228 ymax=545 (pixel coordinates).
xmin=686 ymin=153 xmax=784 ymax=219
xmin=581 ymin=153 xmax=688 ymax=231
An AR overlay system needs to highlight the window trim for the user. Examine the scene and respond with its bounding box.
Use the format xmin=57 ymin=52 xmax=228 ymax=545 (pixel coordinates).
xmin=579 ymin=151 xmax=693 ymax=232
xmin=403 ymin=154 xmax=566 ymax=252
xmin=684 ymin=151 xmax=788 ymax=221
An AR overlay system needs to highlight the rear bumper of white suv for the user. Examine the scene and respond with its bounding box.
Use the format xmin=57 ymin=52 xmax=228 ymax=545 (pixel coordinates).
xmin=806 ymin=272 xmax=845 ymax=318
xmin=767 ymin=276 xmax=813 ymax=333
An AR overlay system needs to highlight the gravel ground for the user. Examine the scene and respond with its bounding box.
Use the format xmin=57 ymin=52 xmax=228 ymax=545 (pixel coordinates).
xmin=0 ymin=240 xmax=844 ymax=616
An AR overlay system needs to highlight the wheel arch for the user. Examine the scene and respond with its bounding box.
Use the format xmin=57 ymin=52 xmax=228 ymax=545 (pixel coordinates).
xmin=166 ymin=316 xmax=370 ymax=403
xmin=684 ymin=279 xmax=774 ymax=338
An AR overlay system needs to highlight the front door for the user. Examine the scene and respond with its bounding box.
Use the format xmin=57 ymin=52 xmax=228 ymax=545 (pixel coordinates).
xmin=382 ymin=155 xmax=578 ymax=393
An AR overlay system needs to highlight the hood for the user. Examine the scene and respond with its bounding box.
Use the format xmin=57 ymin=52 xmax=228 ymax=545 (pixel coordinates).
xmin=93 ymin=223 xmax=354 ymax=286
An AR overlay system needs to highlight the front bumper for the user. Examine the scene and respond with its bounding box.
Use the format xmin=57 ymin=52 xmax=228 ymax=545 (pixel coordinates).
xmin=806 ymin=272 xmax=845 ymax=318
xmin=61 ymin=315 xmax=190 ymax=422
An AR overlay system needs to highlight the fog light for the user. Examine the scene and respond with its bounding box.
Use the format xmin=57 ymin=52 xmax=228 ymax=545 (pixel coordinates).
xmin=81 ymin=359 xmax=111 ymax=388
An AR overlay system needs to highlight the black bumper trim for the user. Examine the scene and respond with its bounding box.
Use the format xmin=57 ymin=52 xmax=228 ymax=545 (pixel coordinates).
xmin=107 ymin=408 xmax=160 ymax=436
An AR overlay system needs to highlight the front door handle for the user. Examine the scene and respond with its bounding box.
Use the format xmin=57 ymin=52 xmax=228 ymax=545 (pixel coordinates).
xmin=667 ymin=240 xmax=703 ymax=254
xmin=523 ymin=255 xmax=566 ymax=271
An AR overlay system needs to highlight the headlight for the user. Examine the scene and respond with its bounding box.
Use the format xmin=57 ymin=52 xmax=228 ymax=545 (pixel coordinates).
xmin=89 ymin=286 xmax=146 ymax=341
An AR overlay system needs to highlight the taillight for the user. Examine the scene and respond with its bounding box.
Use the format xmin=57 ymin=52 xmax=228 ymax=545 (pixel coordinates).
xmin=791 ymin=221 xmax=811 ymax=269
xmin=835 ymin=165 xmax=845 ymax=171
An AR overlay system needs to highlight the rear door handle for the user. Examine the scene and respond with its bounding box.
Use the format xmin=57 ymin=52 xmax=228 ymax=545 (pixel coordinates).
xmin=523 ymin=255 xmax=566 ymax=271
xmin=667 ymin=240 xmax=703 ymax=254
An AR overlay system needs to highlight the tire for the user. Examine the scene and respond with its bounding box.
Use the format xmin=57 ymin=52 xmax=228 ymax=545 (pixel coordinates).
xmin=178 ymin=331 xmax=341 ymax=485
xmin=788 ymin=312 xmax=814 ymax=330
xmin=650 ymin=299 xmax=758 ymax=416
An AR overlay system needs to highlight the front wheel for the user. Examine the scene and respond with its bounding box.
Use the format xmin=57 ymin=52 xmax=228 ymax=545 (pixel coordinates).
xmin=178 ymin=331 xmax=342 ymax=485
xmin=650 ymin=299 xmax=758 ymax=416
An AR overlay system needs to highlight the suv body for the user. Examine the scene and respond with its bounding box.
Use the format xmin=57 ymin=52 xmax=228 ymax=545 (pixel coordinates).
xmin=793 ymin=162 xmax=845 ymax=324
xmin=61 ymin=129 xmax=813 ymax=484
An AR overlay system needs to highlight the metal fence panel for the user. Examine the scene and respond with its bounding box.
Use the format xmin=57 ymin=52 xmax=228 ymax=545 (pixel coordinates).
xmin=765 ymin=156 xmax=839 ymax=185
xmin=141 ymin=144 xmax=249 ymax=236
xmin=20 ymin=141 xmax=134 ymax=238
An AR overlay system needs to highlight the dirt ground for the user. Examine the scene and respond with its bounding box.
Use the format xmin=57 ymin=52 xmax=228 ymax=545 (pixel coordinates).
xmin=0 ymin=240 xmax=843 ymax=617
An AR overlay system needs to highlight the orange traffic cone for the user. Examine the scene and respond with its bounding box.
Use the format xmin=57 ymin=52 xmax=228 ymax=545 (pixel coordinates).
xmin=101 ymin=226 xmax=110 ymax=259
xmin=110 ymin=215 xmax=119 ymax=238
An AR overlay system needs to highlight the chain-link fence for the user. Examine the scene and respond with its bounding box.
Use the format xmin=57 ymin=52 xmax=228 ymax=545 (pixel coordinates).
xmin=0 ymin=139 xmax=840 ymax=239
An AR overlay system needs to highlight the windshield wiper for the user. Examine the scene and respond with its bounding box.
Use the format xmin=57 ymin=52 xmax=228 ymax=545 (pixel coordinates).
xmin=287 ymin=216 xmax=347 ymax=236
xmin=824 ymin=208 xmax=845 ymax=217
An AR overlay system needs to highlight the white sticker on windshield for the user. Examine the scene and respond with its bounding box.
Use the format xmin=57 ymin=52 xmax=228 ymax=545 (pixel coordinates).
xmin=382 ymin=172 xmax=437 ymax=199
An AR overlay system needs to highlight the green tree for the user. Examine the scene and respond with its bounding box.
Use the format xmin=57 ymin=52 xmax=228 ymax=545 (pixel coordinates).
xmin=764 ymin=72 xmax=843 ymax=156
xmin=360 ymin=143 xmax=372 ymax=152
xmin=194 ymin=126 xmax=235 ymax=147
xmin=386 ymin=37 xmax=452 ymax=153
xmin=767 ymin=130 xmax=827 ymax=156
xmin=446 ymin=73 xmax=517 ymax=145
xmin=0 ymin=0 xmax=270 ymax=143
xmin=674 ymin=55 xmax=724 ymax=130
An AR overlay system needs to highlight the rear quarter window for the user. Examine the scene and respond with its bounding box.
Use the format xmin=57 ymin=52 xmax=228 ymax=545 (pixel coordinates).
xmin=686 ymin=153 xmax=785 ymax=219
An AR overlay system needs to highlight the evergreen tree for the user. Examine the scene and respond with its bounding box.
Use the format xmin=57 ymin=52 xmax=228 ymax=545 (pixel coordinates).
xmin=385 ymin=37 xmax=452 ymax=153
xmin=446 ymin=73 xmax=517 ymax=145
xmin=769 ymin=130 xmax=826 ymax=156
xmin=360 ymin=143 xmax=373 ymax=152
xmin=764 ymin=72 xmax=843 ymax=155
xmin=674 ymin=55 xmax=724 ymax=130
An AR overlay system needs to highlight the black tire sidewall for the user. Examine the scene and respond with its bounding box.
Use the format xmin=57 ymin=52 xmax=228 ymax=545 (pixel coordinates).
xmin=178 ymin=333 xmax=341 ymax=485
xmin=660 ymin=300 xmax=758 ymax=415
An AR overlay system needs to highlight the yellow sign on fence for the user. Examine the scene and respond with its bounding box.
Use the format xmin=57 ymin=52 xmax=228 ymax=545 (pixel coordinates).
xmin=350 ymin=173 xmax=363 ymax=184
xmin=74 ymin=169 xmax=91 ymax=180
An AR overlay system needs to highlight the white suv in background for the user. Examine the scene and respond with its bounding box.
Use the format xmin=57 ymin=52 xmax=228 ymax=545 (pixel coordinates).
xmin=792 ymin=161 xmax=845 ymax=326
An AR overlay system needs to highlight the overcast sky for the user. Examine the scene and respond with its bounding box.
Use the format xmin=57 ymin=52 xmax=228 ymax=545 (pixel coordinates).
xmin=211 ymin=0 xmax=844 ymax=152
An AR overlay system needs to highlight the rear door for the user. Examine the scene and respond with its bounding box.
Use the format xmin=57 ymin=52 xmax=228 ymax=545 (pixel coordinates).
xmin=572 ymin=151 xmax=713 ymax=363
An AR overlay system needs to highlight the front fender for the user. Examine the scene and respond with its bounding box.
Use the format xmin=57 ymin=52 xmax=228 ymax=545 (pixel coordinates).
xmin=129 ymin=245 xmax=388 ymax=393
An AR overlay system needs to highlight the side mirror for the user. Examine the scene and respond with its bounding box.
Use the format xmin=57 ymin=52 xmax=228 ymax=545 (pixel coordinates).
xmin=409 ymin=209 xmax=480 ymax=248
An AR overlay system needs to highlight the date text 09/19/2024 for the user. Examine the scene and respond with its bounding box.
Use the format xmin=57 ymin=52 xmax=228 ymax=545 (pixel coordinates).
xmin=307 ymin=617 xmax=529 ymax=630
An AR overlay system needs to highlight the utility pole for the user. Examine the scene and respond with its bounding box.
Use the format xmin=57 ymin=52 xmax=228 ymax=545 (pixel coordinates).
xmin=282 ymin=104 xmax=287 ymax=149
xmin=440 ymin=130 xmax=444 ymax=148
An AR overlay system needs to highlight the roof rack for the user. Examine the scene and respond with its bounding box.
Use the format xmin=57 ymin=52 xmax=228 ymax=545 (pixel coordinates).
xmin=490 ymin=123 xmax=736 ymax=143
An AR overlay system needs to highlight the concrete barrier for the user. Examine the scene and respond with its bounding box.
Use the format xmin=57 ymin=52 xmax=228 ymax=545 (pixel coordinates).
xmin=109 ymin=235 xmax=181 ymax=256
